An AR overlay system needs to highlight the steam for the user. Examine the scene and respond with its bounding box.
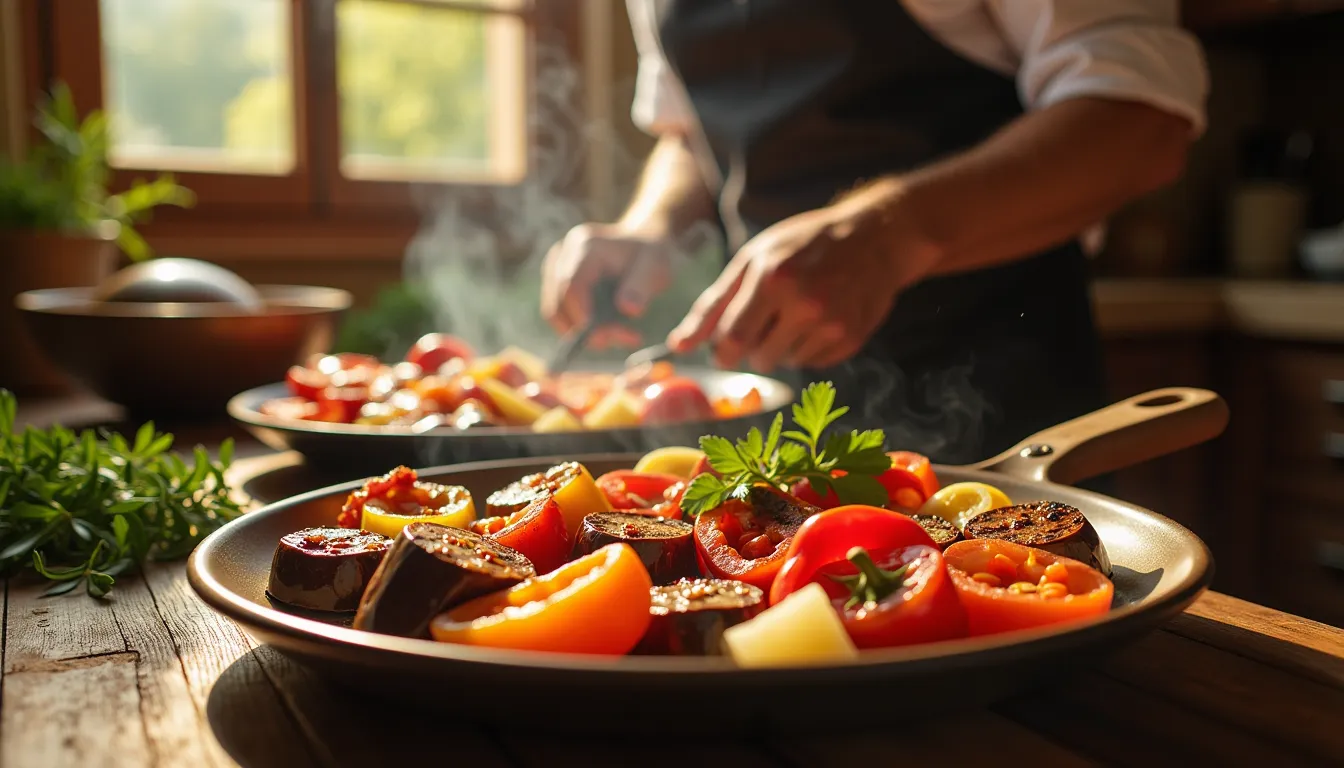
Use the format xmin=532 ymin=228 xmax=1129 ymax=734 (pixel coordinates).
xmin=401 ymin=38 xmax=992 ymax=467
xmin=834 ymin=356 xmax=994 ymax=466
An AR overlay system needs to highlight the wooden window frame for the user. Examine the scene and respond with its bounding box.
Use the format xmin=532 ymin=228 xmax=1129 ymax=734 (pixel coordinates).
xmin=17 ymin=0 xmax=590 ymax=258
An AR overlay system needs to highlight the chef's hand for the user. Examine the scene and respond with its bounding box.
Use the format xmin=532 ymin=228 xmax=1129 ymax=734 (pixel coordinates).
xmin=667 ymin=193 xmax=939 ymax=372
xmin=541 ymin=222 xmax=674 ymax=349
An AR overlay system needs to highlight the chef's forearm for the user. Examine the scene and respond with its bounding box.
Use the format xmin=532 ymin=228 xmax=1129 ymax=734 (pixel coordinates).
xmin=617 ymin=133 xmax=716 ymax=240
xmin=858 ymin=97 xmax=1192 ymax=280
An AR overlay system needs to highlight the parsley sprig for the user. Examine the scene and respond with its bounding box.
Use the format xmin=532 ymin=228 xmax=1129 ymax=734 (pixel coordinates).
xmin=679 ymin=382 xmax=892 ymax=517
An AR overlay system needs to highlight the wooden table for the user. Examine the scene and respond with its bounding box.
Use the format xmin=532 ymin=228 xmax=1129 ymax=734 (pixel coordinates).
xmin=5 ymin=406 xmax=1344 ymax=767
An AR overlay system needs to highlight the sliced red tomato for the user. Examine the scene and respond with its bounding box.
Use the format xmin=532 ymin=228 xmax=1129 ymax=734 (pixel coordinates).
xmin=285 ymin=365 xmax=328 ymax=400
xmin=641 ymin=377 xmax=716 ymax=425
xmin=596 ymin=471 xmax=684 ymax=510
xmin=311 ymin=386 xmax=370 ymax=423
xmin=470 ymin=497 xmax=571 ymax=574
xmin=405 ymin=333 xmax=475 ymax=372
xmin=943 ymin=539 xmax=1114 ymax=636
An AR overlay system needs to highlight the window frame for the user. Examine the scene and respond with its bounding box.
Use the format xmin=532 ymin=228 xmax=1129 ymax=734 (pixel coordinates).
xmin=19 ymin=0 xmax=589 ymax=253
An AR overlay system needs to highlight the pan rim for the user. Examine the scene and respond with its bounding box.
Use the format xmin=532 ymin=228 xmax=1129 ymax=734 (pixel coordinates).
xmin=188 ymin=452 xmax=1214 ymax=678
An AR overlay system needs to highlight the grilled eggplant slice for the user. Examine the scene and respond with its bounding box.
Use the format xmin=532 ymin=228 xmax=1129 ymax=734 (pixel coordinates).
xmin=266 ymin=528 xmax=390 ymax=612
xmin=910 ymin=514 xmax=963 ymax=550
xmin=574 ymin=512 xmax=697 ymax=585
xmin=635 ymin=578 xmax=765 ymax=655
xmin=352 ymin=522 xmax=535 ymax=638
xmin=963 ymin=501 xmax=1111 ymax=575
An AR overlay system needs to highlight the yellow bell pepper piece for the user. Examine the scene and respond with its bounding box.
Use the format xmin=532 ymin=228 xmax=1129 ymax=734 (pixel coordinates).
xmin=360 ymin=486 xmax=477 ymax=539
xmin=917 ymin=482 xmax=1012 ymax=530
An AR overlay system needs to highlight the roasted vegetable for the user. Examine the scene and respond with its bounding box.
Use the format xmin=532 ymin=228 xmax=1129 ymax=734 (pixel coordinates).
xmin=635 ymin=578 xmax=765 ymax=656
xmin=943 ymin=539 xmax=1114 ymax=636
xmin=769 ymin=505 xmax=967 ymax=648
xmin=963 ymin=501 xmax=1111 ymax=575
xmin=908 ymin=514 xmax=962 ymax=550
xmin=574 ymin=512 xmax=698 ymax=585
xmin=266 ymin=528 xmax=389 ymax=612
xmin=469 ymin=496 xmax=571 ymax=575
xmin=693 ymin=485 xmax=816 ymax=591
xmin=353 ymin=523 xmax=534 ymax=638
xmin=633 ymin=446 xmax=706 ymax=479
xmin=337 ymin=466 xmax=476 ymax=537
xmin=723 ymin=582 xmax=858 ymax=667
xmin=792 ymin=451 xmax=940 ymax=511
xmin=485 ymin=461 xmax=610 ymax=535
xmin=430 ymin=542 xmax=653 ymax=655
xmin=917 ymin=482 xmax=1012 ymax=529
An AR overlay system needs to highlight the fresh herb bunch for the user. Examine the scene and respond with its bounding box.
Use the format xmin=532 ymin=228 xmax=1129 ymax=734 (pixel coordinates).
xmin=680 ymin=382 xmax=892 ymax=517
xmin=0 ymin=390 xmax=243 ymax=598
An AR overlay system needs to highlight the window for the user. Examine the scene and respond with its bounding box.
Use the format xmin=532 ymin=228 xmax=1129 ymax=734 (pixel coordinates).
xmin=24 ymin=0 xmax=586 ymax=252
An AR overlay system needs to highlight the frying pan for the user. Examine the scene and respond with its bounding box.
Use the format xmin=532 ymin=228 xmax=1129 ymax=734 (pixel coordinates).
xmin=191 ymin=387 xmax=1227 ymax=732
xmin=227 ymin=366 xmax=792 ymax=474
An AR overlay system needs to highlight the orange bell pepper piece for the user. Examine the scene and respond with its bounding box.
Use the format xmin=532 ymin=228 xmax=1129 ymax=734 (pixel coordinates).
xmin=429 ymin=542 xmax=653 ymax=655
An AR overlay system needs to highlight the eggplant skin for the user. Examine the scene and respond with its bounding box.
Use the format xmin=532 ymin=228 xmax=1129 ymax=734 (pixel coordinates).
xmin=266 ymin=528 xmax=390 ymax=613
xmin=352 ymin=522 xmax=535 ymax=638
xmin=909 ymin=514 xmax=962 ymax=551
xmin=634 ymin=579 xmax=765 ymax=656
xmin=485 ymin=461 xmax=582 ymax=517
xmin=963 ymin=501 xmax=1112 ymax=575
xmin=574 ymin=512 xmax=697 ymax=586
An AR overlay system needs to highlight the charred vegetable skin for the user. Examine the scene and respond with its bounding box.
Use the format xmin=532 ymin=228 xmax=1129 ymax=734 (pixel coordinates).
xmin=470 ymin=496 xmax=571 ymax=574
xmin=635 ymin=578 xmax=765 ymax=655
xmin=693 ymin=485 xmax=817 ymax=591
xmin=266 ymin=528 xmax=390 ymax=612
xmin=574 ymin=513 xmax=697 ymax=585
xmin=353 ymin=523 xmax=535 ymax=638
xmin=964 ymin=501 xmax=1111 ymax=575
xmin=485 ymin=461 xmax=610 ymax=536
xmin=908 ymin=514 xmax=962 ymax=550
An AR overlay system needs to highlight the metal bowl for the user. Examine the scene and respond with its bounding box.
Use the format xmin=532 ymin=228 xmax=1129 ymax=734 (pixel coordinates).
xmin=15 ymin=285 xmax=351 ymax=418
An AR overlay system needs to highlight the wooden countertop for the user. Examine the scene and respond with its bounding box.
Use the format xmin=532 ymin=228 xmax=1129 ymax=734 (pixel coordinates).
xmin=5 ymin=408 xmax=1344 ymax=766
xmin=1093 ymin=279 xmax=1344 ymax=341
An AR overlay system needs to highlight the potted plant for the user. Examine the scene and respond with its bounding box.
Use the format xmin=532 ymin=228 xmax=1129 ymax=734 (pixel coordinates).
xmin=0 ymin=82 xmax=193 ymax=393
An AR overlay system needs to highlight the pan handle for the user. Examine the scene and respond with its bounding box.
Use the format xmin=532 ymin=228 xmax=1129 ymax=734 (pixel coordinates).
xmin=969 ymin=387 xmax=1229 ymax=486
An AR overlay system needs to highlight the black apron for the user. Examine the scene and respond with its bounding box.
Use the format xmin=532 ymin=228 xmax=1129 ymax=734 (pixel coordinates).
xmin=653 ymin=0 xmax=1107 ymax=466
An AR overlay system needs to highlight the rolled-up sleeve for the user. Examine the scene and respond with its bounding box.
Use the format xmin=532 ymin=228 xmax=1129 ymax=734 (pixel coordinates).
xmin=626 ymin=0 xmax=697 ymax=136
xmin=988 ymin=0 xmax=1209 ymax=136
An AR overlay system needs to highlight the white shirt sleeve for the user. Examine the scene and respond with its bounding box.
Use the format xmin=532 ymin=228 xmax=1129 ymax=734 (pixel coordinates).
xmin=625 ymin=0 xmax=1209 ymax=139
xmin=984 ymin=0 xmax=1209 ymax=136
xmin=626 ymin=0 xmax=697 ymax=136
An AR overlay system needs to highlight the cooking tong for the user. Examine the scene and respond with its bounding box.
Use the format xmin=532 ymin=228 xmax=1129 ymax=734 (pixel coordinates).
xmin=547 ymin=276 xmax=676 ymax=375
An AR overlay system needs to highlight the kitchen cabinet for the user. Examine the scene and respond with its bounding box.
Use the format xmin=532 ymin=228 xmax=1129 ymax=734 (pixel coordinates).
xmin=1107 ymin=330 xmax=1344 ymax=626
xmin=1184 ymin=0 xmax=1344 ymax=29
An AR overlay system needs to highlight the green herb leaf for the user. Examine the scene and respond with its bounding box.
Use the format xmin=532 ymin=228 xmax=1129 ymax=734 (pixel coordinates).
xmin=679 ymin=381 xmax=892 ymax=516
xmin=0 ymin=389 xmax=243 ymax=597
xmin=698 ymin=435 xmax=749 ymax=477
xmin=680 ymin=474 xmax=733 ymax=518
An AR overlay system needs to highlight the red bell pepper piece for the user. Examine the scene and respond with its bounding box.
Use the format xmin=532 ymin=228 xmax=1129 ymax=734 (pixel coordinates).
xmin=791 ymin=451 xmax=939 ymax=511
xmin=885 ymin=451 xmax=939 ymax=509
xmin=692 ymin=486 xmax=815 ymax=591
xmin=470 ymin=496 xmax=571 ymax=574
xmin=597 ymin=471 xmax=683 ymax=510
xmin=769 ymin=505 xmax=967 ymax=647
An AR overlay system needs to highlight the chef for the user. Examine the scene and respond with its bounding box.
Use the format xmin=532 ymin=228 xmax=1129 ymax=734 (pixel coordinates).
xmin=541 ymin=0 xmax=1208 ymax=464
